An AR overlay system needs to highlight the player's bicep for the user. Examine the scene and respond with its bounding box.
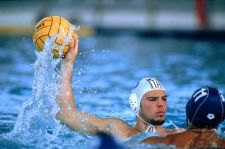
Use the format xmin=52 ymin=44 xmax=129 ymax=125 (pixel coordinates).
xmin=56 ymin=110 xmax=111 ymax=134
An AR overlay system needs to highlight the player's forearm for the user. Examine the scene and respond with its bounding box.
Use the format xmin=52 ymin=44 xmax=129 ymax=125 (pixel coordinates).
xmin=58 ymin=82 xmax=76 ymax=111
xmin=57 ymin=62 xmax=76 ymax=112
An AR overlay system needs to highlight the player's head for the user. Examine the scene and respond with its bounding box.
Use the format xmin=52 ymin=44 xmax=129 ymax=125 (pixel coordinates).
xmin=129 ymin=77 xmax=166 ymax=125
xmin=186 ymin=87 xmax=225 ymax=128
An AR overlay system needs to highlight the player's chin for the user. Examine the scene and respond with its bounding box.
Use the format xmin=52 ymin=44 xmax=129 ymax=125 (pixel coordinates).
xmin=151 ymin=118 xmax=165 ymax=125
xmin=155 ymin=117 xmax=165 ymax=123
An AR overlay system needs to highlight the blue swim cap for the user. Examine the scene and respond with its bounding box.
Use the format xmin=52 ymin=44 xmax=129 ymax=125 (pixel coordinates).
xmin=186 ymin=87 xmax=225 ymax=128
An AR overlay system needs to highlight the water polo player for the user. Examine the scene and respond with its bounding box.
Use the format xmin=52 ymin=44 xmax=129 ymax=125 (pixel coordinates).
xmin=56 ymin=38 xmax=180 ymax=139
xmin=142 ymin=87 xmax=225 ymax=148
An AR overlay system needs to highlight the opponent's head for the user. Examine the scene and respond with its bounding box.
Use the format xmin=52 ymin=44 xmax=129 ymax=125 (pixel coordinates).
xmin=186 ymin=87 xmax=225 ymax=128
xmin=129 ymin=77 xmax=165 ymax=115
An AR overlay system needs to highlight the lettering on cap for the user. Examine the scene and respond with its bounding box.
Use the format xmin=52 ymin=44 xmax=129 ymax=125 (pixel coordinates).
xmin=146 ymin=78 xmax=163 ymax=89
xmin=193 ymin=88 xmax=207 ymax=102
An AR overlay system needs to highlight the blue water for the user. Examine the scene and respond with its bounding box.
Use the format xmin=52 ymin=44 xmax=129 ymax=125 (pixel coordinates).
xmin=0 ymin=35 xmax=225 ymax=148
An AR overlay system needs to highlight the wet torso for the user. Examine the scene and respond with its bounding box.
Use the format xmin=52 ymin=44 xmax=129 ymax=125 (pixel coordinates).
xmin=142 ymin=129 xmax=225 ymax=148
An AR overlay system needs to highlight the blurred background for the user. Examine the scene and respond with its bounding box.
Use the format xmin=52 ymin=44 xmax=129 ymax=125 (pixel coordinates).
xmin=0 ymin=0 xmax=225 ymax=38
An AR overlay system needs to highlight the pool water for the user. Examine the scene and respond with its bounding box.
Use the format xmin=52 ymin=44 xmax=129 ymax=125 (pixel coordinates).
xmin=0 ymin=35 xmax=225 ymax=148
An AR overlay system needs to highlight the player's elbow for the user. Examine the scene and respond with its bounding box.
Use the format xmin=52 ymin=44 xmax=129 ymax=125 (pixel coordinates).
xmin=56 ymin=110 xmax=72 ymax=126
xmin=56 ymin=111 xmax=63 ymax=121
xmin=56 ymin=110 xmax=84 ymax=132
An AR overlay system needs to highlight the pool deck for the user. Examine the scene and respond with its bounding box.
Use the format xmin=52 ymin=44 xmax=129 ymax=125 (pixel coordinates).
xmin=0 ymin=0 xmax=225 ymax=38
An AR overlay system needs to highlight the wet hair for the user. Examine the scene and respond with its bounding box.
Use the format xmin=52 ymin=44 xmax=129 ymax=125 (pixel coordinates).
xmin=186 ymin=87 xmax=225 ymax=128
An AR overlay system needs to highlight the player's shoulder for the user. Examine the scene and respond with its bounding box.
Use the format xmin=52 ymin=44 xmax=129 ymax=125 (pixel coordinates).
xmin=164 ymin=128 xmax=186 ymax=135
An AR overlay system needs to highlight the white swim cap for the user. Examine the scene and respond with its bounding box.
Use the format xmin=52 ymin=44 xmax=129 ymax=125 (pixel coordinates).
xmin=129 ymin=77 xmax=165 ymax=114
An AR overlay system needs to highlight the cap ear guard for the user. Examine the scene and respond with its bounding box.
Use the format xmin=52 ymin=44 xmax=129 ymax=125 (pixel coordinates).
xmin=129 ymin=93 xmax=138 ymax=114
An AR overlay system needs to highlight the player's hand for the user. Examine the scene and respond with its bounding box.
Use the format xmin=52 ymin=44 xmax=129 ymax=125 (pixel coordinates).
xmin=62 ymin=33 xmax=78 ymax=65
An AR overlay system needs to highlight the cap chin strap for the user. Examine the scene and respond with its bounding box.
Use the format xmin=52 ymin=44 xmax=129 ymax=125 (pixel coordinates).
xmin=137 ymin=114 xmax=155 ymax=133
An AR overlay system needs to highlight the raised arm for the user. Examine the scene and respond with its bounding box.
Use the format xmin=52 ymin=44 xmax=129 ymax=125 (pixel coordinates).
xmin=56 ymin=36 xmax=129 ymax=137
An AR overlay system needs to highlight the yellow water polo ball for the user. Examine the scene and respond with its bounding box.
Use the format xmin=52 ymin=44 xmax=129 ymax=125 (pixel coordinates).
xmin=33 ymin=16 xmax=77 ymax=58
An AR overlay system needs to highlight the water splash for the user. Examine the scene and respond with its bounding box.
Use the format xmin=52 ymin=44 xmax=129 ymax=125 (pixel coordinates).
xmin=6 ymin=35 xmax=61 ymax=146
xmin=4 ymin=26 xmax=87 ymax=147
xmin=57 ymin=25 xmax=77 ymax=58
